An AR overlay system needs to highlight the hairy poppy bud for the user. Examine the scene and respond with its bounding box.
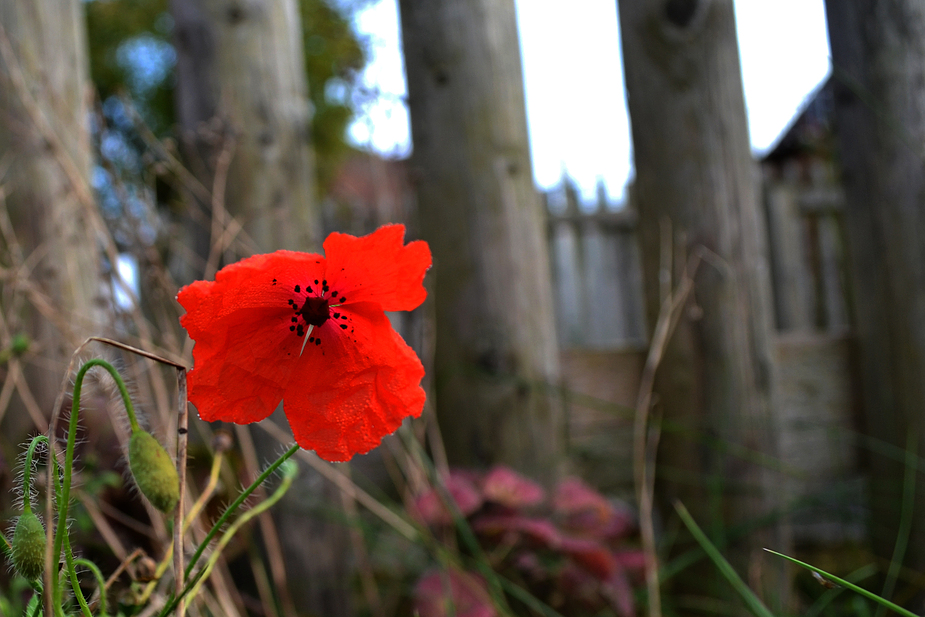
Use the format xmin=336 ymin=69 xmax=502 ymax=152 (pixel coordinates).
xmin=129 ymin=431 xmax=179 ymax=513
xmin=11 ymin=511 xmax=46 ymax=580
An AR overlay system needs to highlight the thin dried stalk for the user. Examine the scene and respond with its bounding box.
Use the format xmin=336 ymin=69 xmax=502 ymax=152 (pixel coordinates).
xmin=340 ymin=466 xmax=385 ymax=617
xmin=174 ymin=368 xmax=189 ymax=617
xmin=257 ymin=420 xmax=419 ymax=541
xmin=77 ymin=491 xmax=129 ymax=560
xmin=234 ymin=424 xmax=296 ymax=617
xmin=633 ymin=220 xmax=704 ymax=617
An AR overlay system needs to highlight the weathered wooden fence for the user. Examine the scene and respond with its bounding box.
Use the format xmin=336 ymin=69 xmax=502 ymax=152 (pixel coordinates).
xmin=545 ymin=182 xmax=647 ymax=350
xmin=547 ymin=165 xmax=864 ymax=544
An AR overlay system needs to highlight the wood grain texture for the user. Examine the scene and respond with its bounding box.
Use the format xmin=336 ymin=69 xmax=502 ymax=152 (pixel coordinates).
xmin=617 ymin=0 xmax=786 ymax=602
xmin=0 ymin=0 xmax=107 ymax=415
xmin=172 ymin=0 xmax=319 ymax=258
xmin=826 ymin=0 xmax=925 ymax=591
xmin=400 ymin=0 xmax=564 ymax=482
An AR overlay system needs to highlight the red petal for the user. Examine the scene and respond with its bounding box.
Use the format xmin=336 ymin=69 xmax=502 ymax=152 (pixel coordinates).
xmin=282 ymin=303 xmax=425 ymax=461
xmin=323 ymin=224 xmax=431 ymax=312
xmin=178 ymin=251 xmax=326 ymax=424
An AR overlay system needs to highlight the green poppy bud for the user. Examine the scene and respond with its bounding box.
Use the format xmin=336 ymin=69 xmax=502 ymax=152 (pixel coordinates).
xmin=10 ymin=333 xmax=29 ymax=356
xmin=129 ymin=431 xmax=179 ymax=513
xmin=11 ymin=511 xmax=46 ymax=580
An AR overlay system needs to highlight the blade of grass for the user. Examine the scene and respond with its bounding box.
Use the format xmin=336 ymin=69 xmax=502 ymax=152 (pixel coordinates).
xmin=805 ymin=564 xmax=878 ymax=617
xmin=763 ymin=549 xmax=921 ymax=617
xmin=876 ymin=434 xmax=917 ymax=617
xmin=673 ymin=501 xmax=776 ymax=617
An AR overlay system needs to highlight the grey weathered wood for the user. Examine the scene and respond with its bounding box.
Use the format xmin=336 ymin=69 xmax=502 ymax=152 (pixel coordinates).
xmin=773 ymin=332 xmax=863 ymax=545
xmin=546 ymin=193 xmax=646 ymax=349
xmin=561 ymin=349 xmax=644 ymax=494
xmin=551 ymin=218 xmax=587 ymax=345
xmin=618 ymin=0 xmax=786 ymax=600
xmin=826 ymin=0 xmax=925 ymax=584
xmin=765 ymin=179 xmax=815 ymax=331
xmin=171 ymin=0 xmax=319 ymax=258
xmin=816 ymin=211 xmax=848 ymax=330
xmin=0 ymin=0 xmax=107 ymax=420
xmin=399 ymin=0 xmax=564 ymax=483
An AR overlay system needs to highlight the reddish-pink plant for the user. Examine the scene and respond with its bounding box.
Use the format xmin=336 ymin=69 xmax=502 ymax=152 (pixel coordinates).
xmin=411 ymin=466 xmax=644 ymax=616
xmin=554 ymin=476 xmax=636 ymax=539
xmin=413 ymin=569 xmax=496 ymax=617
xmin=482 ymin=465 xmax=545 ymax=508
xmin=411 ymin=471 xmax=484 ymax=526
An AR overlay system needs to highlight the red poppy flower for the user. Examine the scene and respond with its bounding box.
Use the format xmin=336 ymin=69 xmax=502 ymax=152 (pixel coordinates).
xmin=177 ymin=224 xmax=431 ymax=462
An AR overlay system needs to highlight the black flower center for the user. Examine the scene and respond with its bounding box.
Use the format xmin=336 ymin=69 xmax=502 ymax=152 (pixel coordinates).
xmin=298 ymin=296 xmax=330 ymax=327
xmin=282 ymin=279 xmax=353 ymax=348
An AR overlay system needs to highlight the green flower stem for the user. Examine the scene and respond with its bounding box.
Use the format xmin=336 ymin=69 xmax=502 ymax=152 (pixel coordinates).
xmin=63 ymin=536 xmax=92 ymax=617
xmin=185 ymin=460 xmax=297 ymax=601
xmin=22 ymin=435 xmax=49 ymax=515
xmin=54 ymin=359 xmax=138 ymax=608
xmin=41 ymin=433 xmax=89 ymax=617
xmin=158 ymin=443 xmax=300 ymax=617
xmin=183 ymin=443 xmax=298 ymax=580
xmin=74 ymin=557 xmax=107 ymax=617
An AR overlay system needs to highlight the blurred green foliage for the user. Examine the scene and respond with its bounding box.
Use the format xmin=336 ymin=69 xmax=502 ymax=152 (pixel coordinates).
xmin=301 ymin=0 xmax=368 ymax=191
xmin=85 ymin=0 xmax=369 ymax=193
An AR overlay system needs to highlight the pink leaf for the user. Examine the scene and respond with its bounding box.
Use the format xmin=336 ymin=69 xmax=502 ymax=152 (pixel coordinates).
xmin=601 ymin=567 xmax=636 ymax=617
xmin=413 ymin=569 xmax=497 ymax=617
xmin=553 ymin=477 xmax=635 ymax=539
xmin=411 ymin=472 xmax=484 ymax=526
xmin=482 ymin=465 xmax=545 ymax=508
xmin=473 ymin=514 xmax=562 ymax=548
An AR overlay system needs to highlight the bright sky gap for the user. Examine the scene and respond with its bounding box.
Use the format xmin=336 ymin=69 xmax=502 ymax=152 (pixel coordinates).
xmin=347 ymin=0 xmax=832 ymax=203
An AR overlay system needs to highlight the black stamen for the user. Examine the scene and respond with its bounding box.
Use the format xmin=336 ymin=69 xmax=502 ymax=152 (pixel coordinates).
xmin=296 ymin=324 xmax=305 ymax=337
xmin=315 ymin=339 xmax=321 ymax=346
xmin=295 ymin=285 xmax=300 ymax=293
xmin=309 ymin=337 xmax=315 ymax=343
xmin=289 ymin=326 xmax=295 ymax=331
xmin=291 ymin=317 xmax=297 ymax=322
xmin=314 ymin=279 xmax=319 ymax=284
xmin=340 ymin=324 xmax=348 ymax=330
xmin=297 ymin=296 xmax=330 ymax=327
xmin=307 ymin=286 xmax=313 ymax=293
xmin=331 ymin=291 xmax=338 ymax=298
xmin=333 ymin=312 xmax=340 ymax=318
xmin=340 ymin=296 xmax=347 ymax=303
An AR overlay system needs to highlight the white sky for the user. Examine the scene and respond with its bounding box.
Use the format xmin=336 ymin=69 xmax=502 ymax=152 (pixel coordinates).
xmin=347 ymin=0 xmax=831 ymax=203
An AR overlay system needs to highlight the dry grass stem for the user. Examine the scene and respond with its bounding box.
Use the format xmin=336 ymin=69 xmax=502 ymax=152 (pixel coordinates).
xmin=175 ymin=368 xmax=189 ymax=617
xmin=234 ymin=424 xmax=296 ymax=617
xmin=634 ymin=219 xmax=705 ymax=617
xmin=341 ymin=466 xmax=386 ymax=617
xmin=258 ymin=420 xmax=419 ymax=541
